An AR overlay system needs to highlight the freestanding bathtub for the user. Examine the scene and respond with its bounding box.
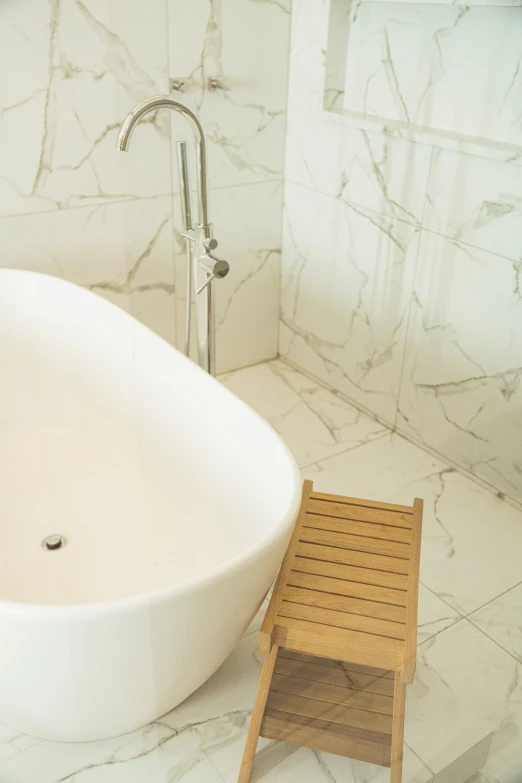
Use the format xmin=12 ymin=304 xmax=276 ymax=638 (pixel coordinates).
xmin=0 ymin=269 xmax=301 ymax=742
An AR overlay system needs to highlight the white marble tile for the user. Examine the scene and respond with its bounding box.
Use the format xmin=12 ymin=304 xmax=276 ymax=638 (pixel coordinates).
xmin=167 ymin=0 xmax=291 ymax=190
xmin=469 ymin=583 xmax=522 ymax=665
xmin=397 ymin=232 xmax=522 ymax=506
xmin=488 ymin=751 xmax=522 ymax=783
xmin=280 ymin=182 xmax=420 ymax=427
xmin=0 ymin=721 xmax=221 ymax=783
xmin=424 ymin=149 xmax=522 ymax=263
xmin=0 ymin=723 xmax=41 ymax=764
xmin=332 ymin=4 xmax=522 ymax=149
xmin=310 ymin=746 xmax=433 ymax=783
xmin=0 ymin=0 xmax=172 ymax=217
xmin=417 ymin=584 xmax=461 ymax=645
xmin=220 ymin=359 xmax=387 ymax=467
xmin=419 ymin=619 xmax=522 ymax=775
xmin=252 ymin=744 xmax=432 ymax=783
xmin=422 ymin=617 xmax=521 ymax=723
xmin=0 ymin=196 xmax=177 ymax=346
xmin=285 ymin=0 xmax=431 ymax=224
xmin=174 ymin=181 xmax=283 ymax=372
xmin=167 ymin=633 xmax=267 ymax=783
xmin=302 ymin=433 xmax=522 ymax=615
xmin=404 ymin=659 xmax=494 ymax=782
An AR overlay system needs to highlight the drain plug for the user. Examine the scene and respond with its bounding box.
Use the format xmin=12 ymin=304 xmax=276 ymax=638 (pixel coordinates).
xmin=42 ymin=534 xmax=66 ymax=551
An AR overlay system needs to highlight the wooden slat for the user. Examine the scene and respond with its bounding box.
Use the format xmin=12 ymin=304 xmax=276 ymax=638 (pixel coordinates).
xmin=267 ymin=691 xmax=393 ymax=734
xmin=293 ymin=555 xmax=409 ymax=590
xmin=261 ymin=710 xmax=392 ymax=766
xmin=297 ymin=541 xmax=410 ymax=575
xmin=288 ymin=572 xmax=408 ymax=608
xmin=308 ymin=498 xmax=412 ymax=527
xmin=304 ymin=514 xmax=412 ymax=544
xmin=270 ymin=674 xmax=394 ymax=714
xmin=404 ymin=497 xmax=424 ymax=680
xmin=275 ymin=656 xmax=395 ymax=696
xmin=279 ymin=601 xmax=406 ymax=640
xmin=310 ymin=491 xmax=413 ymax=516
xmin=283 ymin=585 xmax=406 ymax=624
xmin=300 ymin=527 xmax=411 ymax=560
xmin=278 ymin=649 xmax=395 ymax=679
xmin=261 ymin=481 xmax=313 ymax=637
xmin=272 ymin=616 xmax=404 ymax=670
xmin=285 ymin=585 xmax=406 ymax=623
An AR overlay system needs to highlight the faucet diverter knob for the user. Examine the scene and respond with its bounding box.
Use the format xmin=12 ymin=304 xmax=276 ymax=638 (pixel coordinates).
xmin=200 ymin=253 xmax=229 ymax=279
xmin=204 ymin=238 xmax=218 ymax=252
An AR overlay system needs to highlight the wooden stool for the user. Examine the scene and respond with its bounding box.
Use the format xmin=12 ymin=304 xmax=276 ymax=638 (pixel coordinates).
xmin=238 ymin=480 xmax=423 ymax=783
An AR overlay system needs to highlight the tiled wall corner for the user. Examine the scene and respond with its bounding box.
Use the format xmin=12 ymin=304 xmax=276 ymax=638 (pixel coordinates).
xmin=281 ymin=0 xmax=522 ymax=505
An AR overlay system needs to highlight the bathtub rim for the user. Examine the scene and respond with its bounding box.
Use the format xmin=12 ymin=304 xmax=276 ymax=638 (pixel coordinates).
xmin=0 ymin=268 xmax=302 ymax=618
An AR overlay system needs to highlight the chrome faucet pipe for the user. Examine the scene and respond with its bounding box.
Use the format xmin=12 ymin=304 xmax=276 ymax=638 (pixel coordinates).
xmin=177 ymin=141 xmax=192 ymax=232
xmin=117 ymin=95 xmax=209 ymax=226
xmin=177 ymin=141 xmax=193 ymax=358
xmin=117 ymin=95 xmax=229 ymax=376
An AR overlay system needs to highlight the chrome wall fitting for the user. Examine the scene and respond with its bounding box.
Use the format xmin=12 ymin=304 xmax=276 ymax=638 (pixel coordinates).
xmin=170 ymin=77 xmax=190 ymax=93
xmin=208 ymin=77 xmax=225 ymax=91
xmin=117 ymin=96 xmax=229 ymax=376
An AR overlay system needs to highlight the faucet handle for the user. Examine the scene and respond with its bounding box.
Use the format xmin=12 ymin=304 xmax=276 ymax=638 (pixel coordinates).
xmin=200 ymin=253 xmax=229 ymax=279
xmin=196 ymin=253 xmax=230 ymax=294
xmin=204 ymin=237 xmax=218 ymax=252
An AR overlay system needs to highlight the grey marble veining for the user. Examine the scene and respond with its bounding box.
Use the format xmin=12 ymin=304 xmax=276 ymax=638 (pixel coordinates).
xmin=0 ymin=0 xmax=291 ymax=372
xmin=282 ymin=0 xmax=522 ymax=506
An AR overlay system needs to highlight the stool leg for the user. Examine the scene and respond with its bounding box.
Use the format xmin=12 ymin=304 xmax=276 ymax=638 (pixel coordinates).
xmin=238 ymin=644 xmax=279 ymax=783
xmin=390 ymin=675 xmax=407 ymax=783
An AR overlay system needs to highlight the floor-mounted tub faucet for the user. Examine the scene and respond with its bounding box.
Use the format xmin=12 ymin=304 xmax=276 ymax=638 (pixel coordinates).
xmin=117 ymin=96 xmax=229 ymax=376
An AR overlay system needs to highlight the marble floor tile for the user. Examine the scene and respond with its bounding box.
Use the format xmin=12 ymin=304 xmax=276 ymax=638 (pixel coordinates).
xmin=488 ymin=750 xmax=522 ymax=783
xmin=168 ymin=633 xmax=268 ymax=783
xmin=0 ymin=721 xmax=221 ymax=783
xmin=468 ymin=583 xmax=522 ymax=664
xmin=302 ymin=432 xmax=522 ymax=615
xmin=405 ymin=658 xmax=494 ymax=783
xmin=417 ymin=584 xmax=461 ymax=645
xmin=419 ymin=619 xmax=522 ymax=775
xmin=220 ymin=359 xmax=388 ymax=468
xmin=251 ymin=743 xmax=432 ymax=783
xmin=0 ymin=724 xmax=41 ymax=764
xmin=419 ymin=620 xmax=522 ymax=723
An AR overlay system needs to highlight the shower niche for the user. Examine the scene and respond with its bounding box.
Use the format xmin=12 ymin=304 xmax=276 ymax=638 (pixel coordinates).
xmin=325 ymin=0 xmax=522 ymax=158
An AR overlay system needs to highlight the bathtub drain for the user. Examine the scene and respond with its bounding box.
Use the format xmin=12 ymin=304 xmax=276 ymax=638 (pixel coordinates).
xmin=42 ymin=534 xmax=66 ymax=551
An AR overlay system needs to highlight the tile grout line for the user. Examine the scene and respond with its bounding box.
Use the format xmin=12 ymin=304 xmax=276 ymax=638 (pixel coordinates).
xmin=278 ymin=357 xmax=522 ymax=513
xmin=465 ymin=579 xmax=522 ymax=622
xmin=284 ymin=177 xmax=522 ymax=266
xmin=466 ymin=616 xmax=522 ymax=666
xmin=297 ymin=428 xmax=392 ymax=472
xmin=393 ymin=144 xmax=436 ymax=432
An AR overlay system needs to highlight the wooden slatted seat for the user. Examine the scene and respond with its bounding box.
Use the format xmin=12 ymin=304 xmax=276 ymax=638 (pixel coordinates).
xmin=238 ymin=480 xmax=423 ymax=783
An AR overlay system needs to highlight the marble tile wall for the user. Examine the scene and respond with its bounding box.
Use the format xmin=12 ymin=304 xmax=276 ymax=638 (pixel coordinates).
xmin=0 ymin=0 xmax=291 ymax=373
xmin=280 ymin=0 xmax=522 ymax=506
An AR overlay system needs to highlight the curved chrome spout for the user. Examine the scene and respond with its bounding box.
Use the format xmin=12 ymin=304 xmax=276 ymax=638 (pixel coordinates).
xmin=117 ymin=95 xmax=209 ymax=226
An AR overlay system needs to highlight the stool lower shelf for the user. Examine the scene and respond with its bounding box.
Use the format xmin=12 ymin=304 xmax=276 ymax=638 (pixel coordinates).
xmin=260 ymin=649 xmax=393 ymax=767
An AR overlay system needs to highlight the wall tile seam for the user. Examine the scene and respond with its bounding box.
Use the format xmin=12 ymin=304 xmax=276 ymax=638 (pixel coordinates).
xmin=284 ymin=178 xmax=522 ymax=265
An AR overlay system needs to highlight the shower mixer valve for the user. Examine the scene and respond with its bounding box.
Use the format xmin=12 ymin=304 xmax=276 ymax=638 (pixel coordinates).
xmin=116 ymin=95 xmax=230 ymax=377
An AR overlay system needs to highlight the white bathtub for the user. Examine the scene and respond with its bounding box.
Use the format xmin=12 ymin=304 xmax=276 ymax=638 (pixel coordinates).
xmin=0 ymin=269 xmax=301 ymax=742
